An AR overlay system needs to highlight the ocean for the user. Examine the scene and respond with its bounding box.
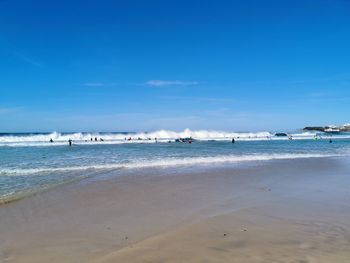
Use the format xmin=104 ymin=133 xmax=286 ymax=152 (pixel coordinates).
xmin=1 ymin=129 xmax=350 ymax=203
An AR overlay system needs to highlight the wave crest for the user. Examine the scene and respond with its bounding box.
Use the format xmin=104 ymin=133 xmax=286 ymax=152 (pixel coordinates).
xmin=0 ymin=129 xmax=347 ymax=147
xmin=0 ymin=129 xmax=271 ymax=144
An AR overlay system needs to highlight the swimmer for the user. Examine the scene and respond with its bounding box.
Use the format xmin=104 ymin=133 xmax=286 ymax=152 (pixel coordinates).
xmin=232 ymin=138 xmax=235 ymax=144
xmin=49 ymin=138 xmax=54 ymax=143
xmin=68 ymin=139 xmax=72 ymax=146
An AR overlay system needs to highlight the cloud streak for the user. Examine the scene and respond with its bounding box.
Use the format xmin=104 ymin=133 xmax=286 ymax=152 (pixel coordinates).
xmin=12 ymin=51 xmax=43 ymax=67
xmin=146 ymin=80 xmax=199 ymax=87
xmin=161 ymin=96 xmax=234 ymax=104
xmin=82 ymin=82 xmax=117 ymax=87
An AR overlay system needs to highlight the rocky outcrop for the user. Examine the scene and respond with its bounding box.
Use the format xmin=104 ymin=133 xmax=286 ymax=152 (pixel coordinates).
xmin=303 ymin=126 xmax=325 ymax=132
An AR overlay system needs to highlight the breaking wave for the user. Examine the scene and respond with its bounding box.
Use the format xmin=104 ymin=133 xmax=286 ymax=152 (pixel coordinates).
xmin=0 ymin=129 xmax=344 ymax=147
xmin=0 ymin=129 xmax=270 ymax=142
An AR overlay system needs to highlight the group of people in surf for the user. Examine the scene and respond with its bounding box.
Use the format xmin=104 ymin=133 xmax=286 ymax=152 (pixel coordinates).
xmin=56 ymin=137 xmax=234 ymax=146
xmin=125 ymin=137 xmax=158 ymax=142
xmin=49 ymin=134 xmax=335 ymax=147
xmin=49 ymin=137 xmax=105 ymax=146
xmin=175 ymin=137 xmax=193 ymax=144
xmin=87 ymin=137 xmax=104 ymax=142
xmin=313 ymin=134 xmax=333 ymax=143
xmin=49 ymin=138 xmax=73 ymax=146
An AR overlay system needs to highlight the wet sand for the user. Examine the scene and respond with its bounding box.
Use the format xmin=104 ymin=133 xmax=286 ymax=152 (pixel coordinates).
xmin=1 ymin=158 xmax=350 ymax=263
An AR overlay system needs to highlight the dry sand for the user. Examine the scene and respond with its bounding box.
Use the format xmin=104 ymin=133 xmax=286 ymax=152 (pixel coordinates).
xmin=1 ymin=158 xmax=350 ymax=263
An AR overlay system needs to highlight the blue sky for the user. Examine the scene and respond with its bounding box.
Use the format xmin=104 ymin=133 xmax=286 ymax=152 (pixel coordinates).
xmin=1 ymin=0 xmax=350 ymax=132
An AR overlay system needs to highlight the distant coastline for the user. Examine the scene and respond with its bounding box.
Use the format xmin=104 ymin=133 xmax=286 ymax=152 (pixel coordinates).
xmin=303 ymin=123 xmax=350 ymax=132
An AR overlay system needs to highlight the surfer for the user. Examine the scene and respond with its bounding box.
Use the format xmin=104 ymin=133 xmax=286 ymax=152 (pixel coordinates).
xmin=68 ymin=139 xmax=72 ymax=146
xmin=49 ymin=138 xmax=54 ymax=143
xmin=329 ymin=139 xmax=333 ymax=143
xmin=232 ymin=138 xmax=235 ymax=144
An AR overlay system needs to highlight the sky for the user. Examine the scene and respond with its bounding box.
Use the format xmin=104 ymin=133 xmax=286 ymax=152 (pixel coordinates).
xmin=0 ymin=0 xmax=350 ymax=132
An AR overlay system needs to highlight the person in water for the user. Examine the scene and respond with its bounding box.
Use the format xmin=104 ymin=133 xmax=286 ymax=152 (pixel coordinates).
xmin=232 ymin=138 xmax=235 ymax=144
xmin=95 ymin=137 xmax=98 ymax=141
xmin=49 ymin=138 xmax=54 ymax=143
xmin=68 ymin=139 xmax=72 ymax=146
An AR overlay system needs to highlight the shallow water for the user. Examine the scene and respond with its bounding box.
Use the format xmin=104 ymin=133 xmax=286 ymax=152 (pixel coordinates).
xmin=1 ymin=130 xmax=350 ymax=202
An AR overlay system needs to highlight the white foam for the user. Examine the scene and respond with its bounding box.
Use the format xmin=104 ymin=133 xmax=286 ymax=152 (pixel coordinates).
xmin=0 ymin=129 xmax=271 ymax=142
xmin=0 ymin=153 xmax=339 ymax=176
xmin=0 ymin=129 xmax=349 ymax=147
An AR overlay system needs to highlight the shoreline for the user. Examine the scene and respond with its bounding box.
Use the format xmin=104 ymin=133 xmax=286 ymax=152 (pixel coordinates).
xmin=1 ymin=157 xmax=350 ymax=262
xmin=0 ymin=154 xmax=345 ymax=205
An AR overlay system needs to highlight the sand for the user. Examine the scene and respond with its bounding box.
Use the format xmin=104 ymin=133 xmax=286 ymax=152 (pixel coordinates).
xmin=1 ymin=158 xmax=350 ymax=262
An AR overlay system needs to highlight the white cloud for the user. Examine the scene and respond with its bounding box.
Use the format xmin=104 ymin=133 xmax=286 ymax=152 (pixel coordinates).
xmin=82 ymin=82 xmax=116 ymax=87
xmin=83 ymin=82 xmax=105 ymax=87
xmin=146 ymin=80 xmax=199 ymax=87
xmin=161 ymin=96 xmax=234 ymax=104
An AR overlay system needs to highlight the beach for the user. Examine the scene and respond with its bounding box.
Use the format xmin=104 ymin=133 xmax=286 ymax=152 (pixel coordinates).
xmin=1 ymin=157 xmax=350 ymax=263
xmin=2 ymin=0 xmax=350 ymax=261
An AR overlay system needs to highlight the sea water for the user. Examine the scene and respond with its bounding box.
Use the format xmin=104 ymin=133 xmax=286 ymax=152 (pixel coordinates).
xmin=1 ymin=129 xmax=350 ymax=203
